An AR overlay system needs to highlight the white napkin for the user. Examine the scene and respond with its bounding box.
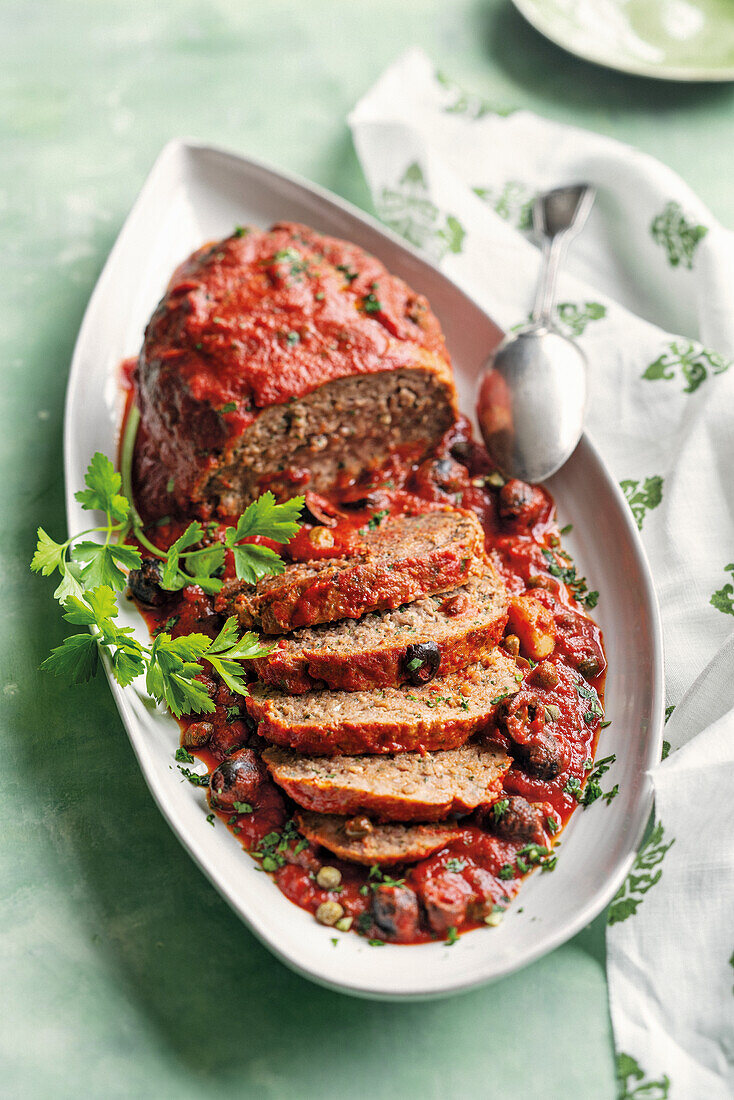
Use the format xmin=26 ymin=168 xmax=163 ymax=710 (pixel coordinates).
xmin=350 ymin=49 xmax=734 ymax=1098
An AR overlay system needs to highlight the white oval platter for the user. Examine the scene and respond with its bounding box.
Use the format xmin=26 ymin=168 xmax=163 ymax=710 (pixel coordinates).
xmin=64 ymin=140 xmax=663 ymax=999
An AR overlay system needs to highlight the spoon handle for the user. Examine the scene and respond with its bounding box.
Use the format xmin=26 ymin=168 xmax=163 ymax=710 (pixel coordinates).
xmin=530 ymin=185 xmax=595 ymax=328
xmin=531 ymin=234 xmax=567 ymax=327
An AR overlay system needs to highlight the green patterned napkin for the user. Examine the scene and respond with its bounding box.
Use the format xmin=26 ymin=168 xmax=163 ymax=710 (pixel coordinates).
xmin=351 ymin=48 xmax=734 ymax=1099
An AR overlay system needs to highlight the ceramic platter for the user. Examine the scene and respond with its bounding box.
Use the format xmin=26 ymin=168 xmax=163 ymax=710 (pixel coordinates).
xmin=512 ymin=0 xmax=734 ymax=82
xmin=64 ymin=141 xmax=663 ymax=999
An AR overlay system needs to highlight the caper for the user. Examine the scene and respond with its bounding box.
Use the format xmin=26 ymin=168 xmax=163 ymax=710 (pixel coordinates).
xmin=316 ymin=866 xmax=342 ymax=890
xmin=577 ymin=654 xmax=601 ymax=678
xmin=345 ymin=815 xmax=373 ymax=838
xmin=530 ymin=660 xmax=560 ymax=689
xmin=315 ymin=901 xmax=344 ymax=926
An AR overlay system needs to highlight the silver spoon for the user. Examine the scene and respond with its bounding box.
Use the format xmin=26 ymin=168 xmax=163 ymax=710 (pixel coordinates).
xmin=477 ymin=184 xmax=595 ymax=483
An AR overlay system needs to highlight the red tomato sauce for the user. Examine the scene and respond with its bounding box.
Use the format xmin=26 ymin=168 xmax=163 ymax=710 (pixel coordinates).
xmin=127 ymin=408 xmax=608 ymax=945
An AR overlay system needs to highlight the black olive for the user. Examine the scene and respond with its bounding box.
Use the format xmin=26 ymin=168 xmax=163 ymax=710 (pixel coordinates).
xmin=489 ymin=795 xmax=544 ymax=843
xmin=371 ymin=884 xmax=420 ymax=942
xmin=449 ymin=440 xmax=473 ymax=465
xmin=403 ymin=641 xmax=441 ymax=685
xmin=128 ymin=557 xmax=168 ymax=606
xmin=209 ymin=747 xmax=265 ymax=811
xmin=513 ymin=735 xmax=566 ymax=781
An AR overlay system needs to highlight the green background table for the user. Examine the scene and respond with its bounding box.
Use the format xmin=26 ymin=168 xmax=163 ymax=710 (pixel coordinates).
xmin=3 ymin=2 xmax=732 ymax=1096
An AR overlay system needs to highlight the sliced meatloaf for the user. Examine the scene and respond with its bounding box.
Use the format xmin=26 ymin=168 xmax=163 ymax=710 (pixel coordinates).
xmin=295 ymin=811 xmax=464 ymax=865
xmin=263 ymin=742 xmax=512 ymax=822
xmin=252 ymin=566 xmax=509 ymax=692
xmin=246 ymin=649 xmax=521 ymax=754
xmin=134 ymin=222 xmax=457 ymax=520
xmin=220 ymin=509 xmax=486 ymax=634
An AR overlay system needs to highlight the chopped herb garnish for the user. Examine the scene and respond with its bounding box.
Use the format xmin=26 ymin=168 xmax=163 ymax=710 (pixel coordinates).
xmin=336 ymin=263 xmax=358 ymax=282
xmin=559 ymin=524 xmax=573 ymax=535
xmin=178 ymin=766 xmax=210 ymax=787
xmin=286 ymin=331 xmax=300 ymax=346
xmin=232 ymin=801 xmax=253 ymax=814
xmin=445 ymin=926 xmax=459 ymax=946
xmin=541 ymin=547 xmax=598 ymax=608
xmin=492 ymin=799 xmax=509 ymax=822
xmin=220 ymin=402 xmax=237 ymax=413
xmin=175 ymin=746 xmax=195 ymax=764
xmin=367 ymin=509 xmax=389 ymax=530
xmin=445 ymin=858 xmax=467 ymax=873
xmin=368 ymin=938 xmax=386 ymax=947
xmin=361 ymin=292 xmax=382 ymax=314
xmin=498 ymin=863 xmax=514 ymax=880
xmin=206 ymin=813 xmax=215 ymax=827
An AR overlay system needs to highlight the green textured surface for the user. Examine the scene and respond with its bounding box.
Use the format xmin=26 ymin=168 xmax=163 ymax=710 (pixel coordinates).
xmin=3 ymin=2 xmax=734 ymax=1097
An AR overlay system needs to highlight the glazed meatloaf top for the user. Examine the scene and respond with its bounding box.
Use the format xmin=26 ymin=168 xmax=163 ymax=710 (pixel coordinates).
xmin=134 ymin=221 xmax=457 ymax=519
xmin=220 ymin=509 xmax=487 ymax=634
xmin=252 ymin=565 xmax=509 ymax=693
xmin=295 ymin=811 xmax=465 ymax=866
xmin=246 ymin=648 xmax=521 ymax=755
xmin=263 ymin=741 xmax=512 ymax=822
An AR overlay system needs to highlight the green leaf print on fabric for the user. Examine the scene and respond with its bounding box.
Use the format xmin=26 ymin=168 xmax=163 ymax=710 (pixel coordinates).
xmin=512 ymin=301 xmax=607 ymax=338
xmin=616 ymin=1053 xmax=671 ymax=1100
xmin=473 ymin=180 xmax=536 ymax=230
xmin=379 ymin=162 xmax=466 ymax=260
xmin=620 ymin=476 xmax=664 ymax=530
xmin=434 ymin=70 xmax=504 ymax=119
xmin=650 ymin=201 xmax=708 ymax=269
xmin=711 ymin=563 xmax=734 ymax=616
xmin=642 ymin=340 xmax=730 ymax=393
xmin=608 ymin=821 xmax=675 ymax=925
xmin=556 ymin=301 xmax=606 ymax=337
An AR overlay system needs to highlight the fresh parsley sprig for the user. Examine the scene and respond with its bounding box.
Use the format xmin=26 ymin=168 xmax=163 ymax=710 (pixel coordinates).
xmin=32 ymin=437 xmax=303 ymax=716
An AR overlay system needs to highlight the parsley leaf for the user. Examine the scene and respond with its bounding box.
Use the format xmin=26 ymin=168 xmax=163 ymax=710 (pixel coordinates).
xmin=232 ymin=491 xmax=304 ymax=544
xmin=40 ymin=632 xmax=99 ymax=682
xmin=231 ymin=543 xmax=286 ymax=585
xmin=31 ymin=528 xmax=66 ymax=576
xmin=74 ymin=452 xmax=129 ymax=523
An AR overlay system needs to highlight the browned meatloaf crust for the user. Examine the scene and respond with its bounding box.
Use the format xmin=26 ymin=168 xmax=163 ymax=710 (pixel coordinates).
xmin=295 ymin=811 xmax=464 ymax=865
xmin=219 ymin=509 xmax=486 ymax=634
xmin=252 ymin=566 xmax=509 ymax=693
xmin=246 ymin=649 xmax=521 ymax=754
xmin=134 ymin=221 xmax=457 ymax=520
xmin=264 ymin=741 xmax=512 ymax=822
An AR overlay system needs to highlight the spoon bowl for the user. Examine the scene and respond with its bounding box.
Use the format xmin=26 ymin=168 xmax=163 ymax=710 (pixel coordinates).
xmin=477 ymin=326 xmax=587 ymax=483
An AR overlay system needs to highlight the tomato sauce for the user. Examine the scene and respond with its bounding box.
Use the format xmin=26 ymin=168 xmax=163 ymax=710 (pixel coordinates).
xmin=125 ymin=403 xmax=609 ymax=946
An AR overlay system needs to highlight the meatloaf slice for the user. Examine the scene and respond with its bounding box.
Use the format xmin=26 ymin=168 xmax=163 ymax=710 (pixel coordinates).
xmin=295 ymin=811 xmax=463 ymax=865
xmin=253 ymin=566 xmax=509 ymax=693
xmin=134 ymin=222 xmax=457 ymax=520
xmin=263 ymin=742 xmax=512 ymax=822
xmin=221 ymin=509 xmax=486 ymax=634
xmin=246 ymin=649 xmax=521 ymax=754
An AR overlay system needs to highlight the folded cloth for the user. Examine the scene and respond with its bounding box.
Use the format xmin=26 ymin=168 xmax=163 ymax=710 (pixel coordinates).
xmin=350 ymin=48 xmax=734 ymax=1098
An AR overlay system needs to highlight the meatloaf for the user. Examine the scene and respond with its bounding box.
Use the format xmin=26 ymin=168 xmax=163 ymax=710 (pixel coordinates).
xmin=295 ymin=811 xmax=464 ymax=865
xmin=263 ymin=741 xmax=512 ymax=822
xmin=219 ymin=509 xmax=486 ymax=634
xmin=252 ymin=566 xmax=509 ymax=692
xmin=134 ymin=222 xmax=458 ymax=520
xmin=246 ymin=648 xmax=521 ymax=754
